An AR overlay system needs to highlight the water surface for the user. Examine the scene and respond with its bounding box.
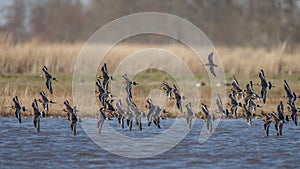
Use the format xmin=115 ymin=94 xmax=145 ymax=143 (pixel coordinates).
xmin=0 ymin=117 xmax=299 ymax=169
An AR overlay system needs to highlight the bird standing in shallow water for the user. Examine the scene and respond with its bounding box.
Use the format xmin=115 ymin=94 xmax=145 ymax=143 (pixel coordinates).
xmin=12 ymin=96 xmax=26 ymax=124
xmin=205 ymin=52 xmax=218 ymax=77
xmin=42 ymin=65 xmax=57 ymax=94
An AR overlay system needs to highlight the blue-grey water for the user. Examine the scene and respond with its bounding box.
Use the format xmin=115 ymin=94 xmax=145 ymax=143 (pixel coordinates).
xmin=1 ymin=117 xmax=300 ymax=169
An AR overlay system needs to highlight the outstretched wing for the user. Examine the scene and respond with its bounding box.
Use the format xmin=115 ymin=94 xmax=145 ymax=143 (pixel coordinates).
xmin=46 ymin=79 xmax=53 ymax=94
xmin=42 ymin=65 xmax=52 ymax=79
xmin=261 ymin=87 xmax=267 ymax=104
xmin=209 ymin=66 xmax=216 ymax=77
xmin=207 ymin=52 xmax=214 ymax=64
xmin=201 ymin=103 xmax=209 ymax=116
xmin=186 ymin=102 xmax=193 ymax=115
xmin=176 ymin=99 xmax=182 ymax=113
xmin=32 ymin=99 xmax=39 ymax=110
xmin=101 ymin=63 xmax=109 ymax=80
xmin=32 ymin=99 xmax=42 ymax=117
xmin=277 ymin=101 xmax=284 ymax=120
xmin=42 ymin=65 xmax=49 ymax=74
xmin=96 ymin=79 xmax=105 ymax=93
xmin=102 ymin=63 xmax=108 ymax=74
xmin=64 ymin=100 xmax=73 ymax=112
xmin=162 ymin=81 xmax=171 ymax=90
xmin=15 ymin=109 xmax=22 ymax=123
xmin=284 ymin=80 xmax=293 ymax=98
xmin=259 ymin=69 xmax=267 ymax=85
xmin=216 ymin=95 xmax=223 ymax=112
xmin=122 ymin=74 xmax=131 ymax=83
xmin=232 ymin=78 xmax=243 ymax=92
xmin=291 ymin=112 xmax=298 ymax=126
xmin=40 ymin=91 xmax=49 ymax=102
xmin=13 ymin=96 xmax=20 ymax=108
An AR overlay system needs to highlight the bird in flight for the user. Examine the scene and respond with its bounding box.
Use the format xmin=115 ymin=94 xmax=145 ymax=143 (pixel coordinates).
xmin=284 ymin=80 xmax=297 ymax=105
xmin=32 ymin=99 xmax=45 ymax=133
xmin=162 ymin=81 xmax=175 ymax=100
xmin=42 ymin=65 xmax=57 ymax=94
xmin=38 ymin=91 xmax=55 ymax=116
xmin=173 ymin=85 xmax=186 ymax=113
xmin=205 ymin=52 xmax=218 ymax=77
xmin=200 ymin=103 xmax=213 ymax=134
xmin=12 ymin=96 xmax=26 ymax=124
xmin=122 ymin=74 xmax=138 ymax=100
xmin=101 ymin=63 xmax=114 ymax=91
xmin=258 ymin=69 xmax=274 ymax=104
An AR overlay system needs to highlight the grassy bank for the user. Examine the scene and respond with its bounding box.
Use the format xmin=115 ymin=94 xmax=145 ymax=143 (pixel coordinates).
xmin=1 ymin=72 xmax=299 ymax=118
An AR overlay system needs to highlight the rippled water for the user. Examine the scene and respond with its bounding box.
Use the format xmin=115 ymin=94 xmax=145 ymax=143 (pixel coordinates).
xmin=1 ymin=117 xmax=300 ymax=169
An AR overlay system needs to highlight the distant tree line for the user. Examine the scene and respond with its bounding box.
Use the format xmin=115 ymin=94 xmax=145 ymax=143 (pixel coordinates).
xmin=1 ymin=0 xmax=299 ymax=48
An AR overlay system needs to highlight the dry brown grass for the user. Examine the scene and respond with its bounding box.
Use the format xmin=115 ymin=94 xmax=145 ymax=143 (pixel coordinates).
xmin=1 ymin=34 xmax=300 ymax=118
xmin=0 ymin=33 xmax=80 ymax=74
xmin=1 ymin=33 xmax=300 ymax=75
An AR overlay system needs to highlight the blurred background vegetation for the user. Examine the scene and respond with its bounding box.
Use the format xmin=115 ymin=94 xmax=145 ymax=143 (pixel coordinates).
xmin=0 ymin=0 xmax=300 ymax=50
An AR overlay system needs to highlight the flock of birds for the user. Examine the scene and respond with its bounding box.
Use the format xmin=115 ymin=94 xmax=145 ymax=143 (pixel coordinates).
xmin=12 ymin=65 xmax=78 ymax=135
xmin=11 ymin=52 xmax=300 ymax=137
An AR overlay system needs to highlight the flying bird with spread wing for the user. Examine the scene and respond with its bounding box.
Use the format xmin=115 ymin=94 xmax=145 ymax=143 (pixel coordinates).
xmin=42 ymin=65 xmax=57 ymax=94
xmin=205 ymin=52 xmax=218 ymax=77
